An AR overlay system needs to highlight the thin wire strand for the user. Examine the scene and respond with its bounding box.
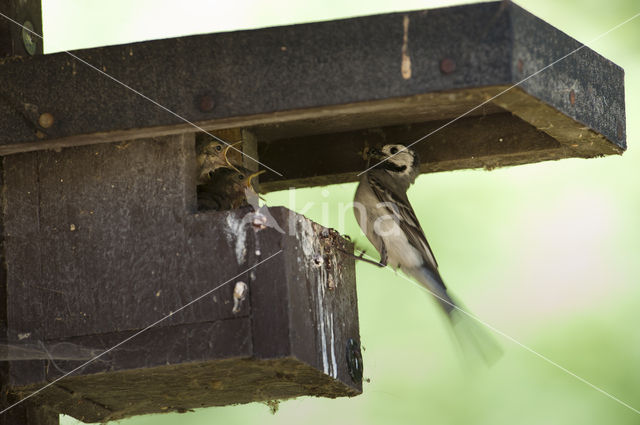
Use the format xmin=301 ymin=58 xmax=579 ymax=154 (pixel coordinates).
xmin=358 ymin=10 xmax=640 ymax=176
xmin=0 ymin=11 xmax=283 ymax=177
xmin=0 ymin=250 xmax=283 ymax=415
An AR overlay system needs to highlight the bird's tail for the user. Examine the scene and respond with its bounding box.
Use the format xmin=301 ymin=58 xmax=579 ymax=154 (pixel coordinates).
xmin=409 ymin=266 xmax=502 ymax=366
xmin=447 ymin=297 xmax=503 ymax=366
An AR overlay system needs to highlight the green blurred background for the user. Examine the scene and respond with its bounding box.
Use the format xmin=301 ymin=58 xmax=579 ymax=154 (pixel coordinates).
xmin=40 ymin=0 xmax=639 ymax=423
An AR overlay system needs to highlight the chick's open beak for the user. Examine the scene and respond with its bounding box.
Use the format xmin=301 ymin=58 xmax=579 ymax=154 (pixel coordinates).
xmin=223 ymin=140 xmax=244 ymax=171
xmin=246 ymin=169 xmax=266 ymax=188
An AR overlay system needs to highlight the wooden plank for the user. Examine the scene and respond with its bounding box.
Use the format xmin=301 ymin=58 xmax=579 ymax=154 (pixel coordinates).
xmin=0 ymin=2 xmax=624 ymax=161
xmin=508 ymin=5 xmax=626 ymax=150
xmin=248 ymin=208 xmax=361 ymax=391
xmin=257 ymin=111 xmax=563 ymax=191
xmin=6 ymin=319 xmax=254 ymax=387
xmin=493 ymin=89 xmax=622 ymax=158
xmin=0 ymin=3 xmax=509 ymax=149
xmin=20 ymin=358 xmax=358 ymax=423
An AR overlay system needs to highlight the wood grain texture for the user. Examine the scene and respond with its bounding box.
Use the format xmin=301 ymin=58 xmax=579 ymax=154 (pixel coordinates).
xmin=2 ymin=136 xmax=360 ymax=422
xmin=0 ymin=2 xmax=624 ymax=164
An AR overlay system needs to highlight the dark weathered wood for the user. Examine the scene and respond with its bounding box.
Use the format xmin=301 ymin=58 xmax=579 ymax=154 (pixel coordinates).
xmin=241 ymin=129 xmax=259 ymax=173
xmin=258 ymin=111 xmax=565 ymax=191
xmin=0 ymin=2 xmax=625 ymax=172
xmin=0 ymin=3 xmax=508 ymax=150
xmin=493 ymin=88 xmax=622 ymax=159
xmin=508 ymin=5 xmax=626 ymax=149
xmin=3 ymin=135 xmax=200 ymax=341
xmin=0 ymin=400 xmax=59 ymax=425
xmin=0 ymin=2 xmax=10 ymax=57
xmin=1 ymin=135 xmax=360 ymax=422
xmin=23 ymin=357 xmax=356 ymax=423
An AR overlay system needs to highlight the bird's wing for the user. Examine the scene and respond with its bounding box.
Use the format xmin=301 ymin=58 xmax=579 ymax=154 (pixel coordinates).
xmin=367 ymin=174 xmax=439 ymax=270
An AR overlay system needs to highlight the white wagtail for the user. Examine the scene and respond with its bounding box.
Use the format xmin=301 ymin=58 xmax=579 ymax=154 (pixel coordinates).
xmin=354 ymin=144 xmax=501 ymax=363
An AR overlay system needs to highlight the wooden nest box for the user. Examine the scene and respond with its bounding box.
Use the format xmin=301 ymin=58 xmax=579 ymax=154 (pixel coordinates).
xmin=0 ymin=1 xmax=625 ymax=423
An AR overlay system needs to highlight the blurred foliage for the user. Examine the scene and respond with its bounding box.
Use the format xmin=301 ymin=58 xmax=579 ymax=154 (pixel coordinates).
xmin=39 ymin=0 xmax=640 ymax=424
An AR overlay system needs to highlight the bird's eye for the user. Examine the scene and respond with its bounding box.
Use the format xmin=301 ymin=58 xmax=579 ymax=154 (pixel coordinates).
xmin=238 ymin=174 xmax=245 ymax=180
xmin=215 ymin=145 xmax=222 ymax=151
xmin=390 ymin=147 xmax=398 ymax=154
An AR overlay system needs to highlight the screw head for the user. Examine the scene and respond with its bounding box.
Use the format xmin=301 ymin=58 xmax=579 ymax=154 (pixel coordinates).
xmin=38 ymin=112 xmax=55 ymax=129
xmin=440 ymin=58 xmax=456 ymax=75
xmin=569 ymin=90 xmax=576 ymax=106
xmin=21 ymin=21 xmax=37 ymax=56
xmin=345 ymin=338 xmax=363 ymax=384
xmin=197 ymin=94 xmax=215 ymax=112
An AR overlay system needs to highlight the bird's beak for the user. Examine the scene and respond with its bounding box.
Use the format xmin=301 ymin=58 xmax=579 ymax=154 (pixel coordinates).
xmin=223 ymin=141 xmax=243 ymax=171
xmin=246 ymin=169 xmax=266 ymax=188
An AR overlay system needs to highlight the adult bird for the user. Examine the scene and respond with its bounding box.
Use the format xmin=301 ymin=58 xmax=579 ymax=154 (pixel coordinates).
xmin=354 ymin=144 xmax=500 ymax=363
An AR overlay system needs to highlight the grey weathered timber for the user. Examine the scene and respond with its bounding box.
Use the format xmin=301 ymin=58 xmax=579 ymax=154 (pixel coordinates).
xmin=0 ymin=135 xmax=360 ymax=423
xmin=0 ymin=1 xmax=626 ymax=191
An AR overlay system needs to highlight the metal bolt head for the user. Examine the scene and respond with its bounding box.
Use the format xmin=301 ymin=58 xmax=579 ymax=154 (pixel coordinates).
xmin=21 ymin=21 xmax=37 ymax=56
xmin=440 ymin=58 xmax=456 ymax=74
xmin=197 ymin=94 xmax=215 ymax=112
xmin=38 ymin=112 xmax=55 ymax=129
xmin=345 ymin=338 xmax=363 ymax=384
xmin=569 ymin=90 xmax=576 ymax=106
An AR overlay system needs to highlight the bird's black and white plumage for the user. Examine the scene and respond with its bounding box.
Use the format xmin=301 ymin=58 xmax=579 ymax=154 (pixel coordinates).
xmin=354 ymin=144 xmax=500 ymax=363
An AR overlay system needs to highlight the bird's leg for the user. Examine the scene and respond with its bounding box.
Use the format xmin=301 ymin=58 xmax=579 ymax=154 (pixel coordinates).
xmin=336 ymin=247 xmax=386 ymax=268
xmin=379 ymin=243 xmax=388 ymax=267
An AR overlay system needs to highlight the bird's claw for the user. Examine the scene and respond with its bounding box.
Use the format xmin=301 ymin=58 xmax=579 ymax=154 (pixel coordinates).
xmin=337 ymin=247 xmax=386 ymax=268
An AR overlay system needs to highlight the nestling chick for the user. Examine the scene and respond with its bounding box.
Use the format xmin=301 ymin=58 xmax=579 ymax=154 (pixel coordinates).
xmin=195 ymin=133 xmax=243 ymax=184
xmin=354 ymin=144 xmax=501 ymax=363
xmin=198 ymin=166 xmax=265 ymax=211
